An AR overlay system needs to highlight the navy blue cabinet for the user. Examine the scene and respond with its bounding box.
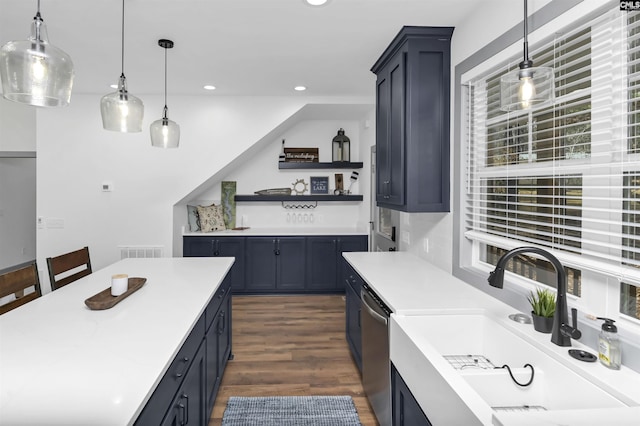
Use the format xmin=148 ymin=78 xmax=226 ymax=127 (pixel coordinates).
xmin=135 ymin=277 xmax=232 ymax=426
xmin=161 ymin=343 xmax=206 ymax=426
xmin=307 ymin=236 xmax=369 ymax=292
xmin=372 ymin=26 xmax=453 ymax=213
xmin=245 ymin=237 xmax=306 ymax=292
xmin=392 ymin=364 xmax=432 ymax=426
xmin=205 ymin=276 xmax=232 ymax=418
xmin=186 ymin=235 xmax=367 ymax=294
xmin=306 ymin=237 xmax=338 ymax=291
xmin=344 ymin=264 xmax=363 ymax=373
xmin=183 ymin=236 xmax=245 ymax=292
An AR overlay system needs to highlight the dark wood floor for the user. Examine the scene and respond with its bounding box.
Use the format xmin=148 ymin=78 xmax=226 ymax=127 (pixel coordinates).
xmin=209 ymin=295 xmax=378 ymax=426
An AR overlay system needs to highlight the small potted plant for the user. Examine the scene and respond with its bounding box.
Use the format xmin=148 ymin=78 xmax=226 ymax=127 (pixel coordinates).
xmin=528 ymin=287 xmax=556 ymax=333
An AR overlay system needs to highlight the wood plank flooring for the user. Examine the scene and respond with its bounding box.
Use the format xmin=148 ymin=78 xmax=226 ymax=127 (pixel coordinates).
xmin=209 ymin=295 xmax=378 ymax=426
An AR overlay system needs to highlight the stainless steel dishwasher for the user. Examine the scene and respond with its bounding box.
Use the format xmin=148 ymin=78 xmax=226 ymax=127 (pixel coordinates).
xmin=361 ymin=283 xmax=392 ymax=426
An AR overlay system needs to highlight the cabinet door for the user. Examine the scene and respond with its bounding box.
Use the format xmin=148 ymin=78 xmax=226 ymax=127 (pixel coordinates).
xmin=392 ymin=364 xmax=432 ymax=426
xmin=216 ymin=237 xmax=246 ymax=292
xmin=162 ymin=343 xmax=206 ymax=426
xmin=217 ymin=294 xmax=232 ymax=383
xmin=306 ymin=237 xmax=338 ymax=291
xmin=337 ymin=236 xmax=368 ymax=292
xmin=345 ymin=279 xmax=362 ymax=373
xmin=245 ymin=237 xmax=277 ymax=290
xmin=376 ymin=51 xmax=405 ymax=207
xmin=183 ymin=237 xmax=214 ymax=257
xmin=276 ymin=237 xmax=306 ymax=290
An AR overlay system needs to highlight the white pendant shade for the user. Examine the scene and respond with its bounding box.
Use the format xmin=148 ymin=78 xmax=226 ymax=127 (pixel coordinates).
xmin=100 ymin=75 xmax=144 ymax=132
xmin=150 ymin=116 xmax=180 ymax=148
xmin=0 ymin=12 xmax=74 ymax=107
xmin=500 ymin=66 xmax=554 ymax=111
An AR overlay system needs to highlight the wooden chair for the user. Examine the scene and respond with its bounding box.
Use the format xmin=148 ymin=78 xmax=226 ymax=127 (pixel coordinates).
xmin=47 ymin=246 xmax=92 ymax=291
xmin=0 ymin=261 xmax=42 ymax=315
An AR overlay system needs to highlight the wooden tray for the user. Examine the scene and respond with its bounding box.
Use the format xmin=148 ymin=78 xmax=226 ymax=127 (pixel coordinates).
xmin=84 ymin=277 xmax=147 ymax=310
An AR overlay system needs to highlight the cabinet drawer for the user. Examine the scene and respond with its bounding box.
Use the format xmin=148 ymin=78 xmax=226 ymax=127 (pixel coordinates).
xmin=345 ymin=264 xmax=362 ymax=295
xmin=134 ymin=314 xmax=205 ymax=425
xmin=206 ymin=275 xmax=232 ymax=332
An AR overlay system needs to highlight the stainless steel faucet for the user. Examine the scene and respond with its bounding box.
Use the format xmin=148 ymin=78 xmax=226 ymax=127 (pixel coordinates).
xmin=488 ymin=246 xmax=581 ymax=347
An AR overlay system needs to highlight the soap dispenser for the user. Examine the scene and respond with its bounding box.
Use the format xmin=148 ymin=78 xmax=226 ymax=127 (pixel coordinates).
xmin=596 ymin=317 xmax=621 ymax=370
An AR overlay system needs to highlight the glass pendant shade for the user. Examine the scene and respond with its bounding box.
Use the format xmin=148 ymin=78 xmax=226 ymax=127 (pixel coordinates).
xmin=500 ymin=65 xmax=554 ymax=111
xmin=100 ymin=0 xmax=143 ymax=132
xmin=0 ymin=12 xmax=74 ymax=107
xmin=100 ymin=75 xmax=144 ymax=132
xmin=499 ymin=0 xmax=554 ymax=112
xmin=150 ymin=39 xmax=179 ymax=148
xmin=151 ymin=108 xmax=180 ymax=148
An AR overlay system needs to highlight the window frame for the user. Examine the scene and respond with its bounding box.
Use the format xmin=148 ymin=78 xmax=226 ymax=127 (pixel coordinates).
xmin=454 ymin=2 xmax=640 ymax=334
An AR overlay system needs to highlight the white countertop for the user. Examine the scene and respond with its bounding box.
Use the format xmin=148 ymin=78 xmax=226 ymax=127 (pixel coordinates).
xmin=0 ymin=257 xmax=233 ymax=426
xmin=184 ymin=226 xmax=368 ymax=237
xmin=344 ymin=251 xmax=640 ymax=426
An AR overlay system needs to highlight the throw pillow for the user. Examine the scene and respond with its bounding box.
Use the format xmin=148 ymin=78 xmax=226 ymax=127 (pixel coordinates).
xmin=197 ymin=204 xmax=227 ymax=232
xmin=187 ymin=205 xmax=201 ymax=232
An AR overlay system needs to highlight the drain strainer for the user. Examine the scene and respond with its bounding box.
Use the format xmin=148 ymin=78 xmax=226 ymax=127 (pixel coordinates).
xmin=443 ymin=354 xmax=495 ymax=370
xmin=493 ymin=405 xmax=547 ymax=412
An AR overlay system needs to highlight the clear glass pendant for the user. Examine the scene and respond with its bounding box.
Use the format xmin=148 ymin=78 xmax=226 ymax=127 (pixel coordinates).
xmin=100 ymin=74 xmax=144 ymax=132
xmin=150 ymin=106 xmax=180 ymax=148
xmin=0 ymin=13 xmax=74 ymax=107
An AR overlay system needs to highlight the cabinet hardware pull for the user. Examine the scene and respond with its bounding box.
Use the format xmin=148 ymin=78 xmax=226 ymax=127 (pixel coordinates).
xmin=183 ymin=393 xmax=189 ymax=425
xmin=175 ymin=357 xmax=189 ymax=378
xmin=178 ymin=402 xmax=186 ymax=426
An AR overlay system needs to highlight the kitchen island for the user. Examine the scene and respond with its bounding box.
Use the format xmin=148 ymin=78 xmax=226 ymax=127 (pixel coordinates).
xmin=0 ymin=257 xmax=233 ymax=425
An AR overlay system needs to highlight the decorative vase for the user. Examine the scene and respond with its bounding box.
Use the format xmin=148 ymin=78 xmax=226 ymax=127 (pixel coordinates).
xmin=531 ymin=312 xmax=554 ymax=334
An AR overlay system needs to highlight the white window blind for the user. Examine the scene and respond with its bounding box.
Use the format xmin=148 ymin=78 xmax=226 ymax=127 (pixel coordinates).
xmin=465 ymin=6 xmax=640 ymax=291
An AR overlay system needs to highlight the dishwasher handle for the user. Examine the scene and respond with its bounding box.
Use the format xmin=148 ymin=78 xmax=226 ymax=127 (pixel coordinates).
xmin=361 ymin=289 xmax=388 ymax=326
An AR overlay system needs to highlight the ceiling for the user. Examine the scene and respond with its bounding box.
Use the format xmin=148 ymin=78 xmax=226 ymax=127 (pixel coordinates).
xmin=0 ymin=0 xmax=494 ymax=97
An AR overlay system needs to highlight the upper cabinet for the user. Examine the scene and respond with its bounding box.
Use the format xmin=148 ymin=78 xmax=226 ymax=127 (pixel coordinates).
xmin=371 ymin=26 xmax=453 ymax=212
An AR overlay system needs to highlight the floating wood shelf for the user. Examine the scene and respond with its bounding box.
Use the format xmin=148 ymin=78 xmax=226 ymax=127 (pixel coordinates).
xmin=235 ymin=194 xmax=363 ymax=202
xmin=278 ymin=162 xmax=363 ymax=170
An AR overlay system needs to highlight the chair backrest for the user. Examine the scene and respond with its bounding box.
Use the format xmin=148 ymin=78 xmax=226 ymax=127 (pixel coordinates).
xmin=46 ymin=246 xmax=92 ymax=291
xmin=0 ymin=261 xmax=42 ymax=315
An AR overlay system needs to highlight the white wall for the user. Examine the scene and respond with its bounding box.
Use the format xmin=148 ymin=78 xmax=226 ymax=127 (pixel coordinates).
xmin=0 ymin=97 xmax=36 ymax=151
xmin=36 ymin=93 xmax=371 ymax=292
xmin=400 ymin=0 xmax=596 ymax=273
xmin=186 ymin=119 xmax=368 ymax=230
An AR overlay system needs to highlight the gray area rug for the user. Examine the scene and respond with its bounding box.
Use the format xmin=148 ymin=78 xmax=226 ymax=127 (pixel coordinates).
xmin=222 ymin=395 xmax=362 ymax=426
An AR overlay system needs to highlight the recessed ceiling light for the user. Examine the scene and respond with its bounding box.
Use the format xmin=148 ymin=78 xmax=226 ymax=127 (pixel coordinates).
xmin=294 ymin=86 xmax=307 ymax=91
xmin=305 ymin=0 xmax=329 ymax=6
xmin=109 ymin=84 xmax=118 ymax=89
xmin=203 ymin=85 xmax=216 ymax=91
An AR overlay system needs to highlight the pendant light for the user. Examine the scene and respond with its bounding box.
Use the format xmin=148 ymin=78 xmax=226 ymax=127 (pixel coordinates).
xmin=150 ymin=39 xmax=180 ymax=148
xmin=500 ymin=0 xmax=554 ymax=111
xmin=0 ymin=0 xmax=74 ymax=107
xmin=100 ymin=0 xmax=144 ymax=132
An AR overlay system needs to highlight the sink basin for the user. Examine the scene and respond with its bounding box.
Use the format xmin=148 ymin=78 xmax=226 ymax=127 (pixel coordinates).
xmin=390 ymin=312 xmax=628 ymax=425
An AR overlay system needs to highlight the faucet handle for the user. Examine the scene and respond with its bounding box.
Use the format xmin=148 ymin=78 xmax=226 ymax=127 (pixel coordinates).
xmin=561 ymin=308 xmax=582 ymax=340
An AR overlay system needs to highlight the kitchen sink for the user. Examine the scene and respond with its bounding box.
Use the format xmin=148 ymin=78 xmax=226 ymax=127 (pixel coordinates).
xmin=390 ymin=311 xmax=628 ymax=425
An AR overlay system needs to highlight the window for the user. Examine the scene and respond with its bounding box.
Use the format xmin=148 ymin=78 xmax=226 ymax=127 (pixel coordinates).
xmin=464 ymin=5 xmax=640 ymax=321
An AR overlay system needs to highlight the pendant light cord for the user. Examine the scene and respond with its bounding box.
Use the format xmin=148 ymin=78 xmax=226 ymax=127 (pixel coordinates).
xmin=522 ymin=0 xmax=529 ymax=64
xmin=164 ymin=45 xmax=168 ymax=109
xmin=120 ymin=0 xmax=125 ymax=77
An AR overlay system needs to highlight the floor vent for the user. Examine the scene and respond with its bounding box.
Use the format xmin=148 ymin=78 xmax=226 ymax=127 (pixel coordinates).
xmin=119 ymin=246 xmax=164 ymax=260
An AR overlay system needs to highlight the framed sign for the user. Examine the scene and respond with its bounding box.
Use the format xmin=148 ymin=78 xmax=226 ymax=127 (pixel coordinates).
xmin=284 ymin=148 xmax=319 ymax=162
xmin=310 ymin=176 xmax=329 ymax=194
